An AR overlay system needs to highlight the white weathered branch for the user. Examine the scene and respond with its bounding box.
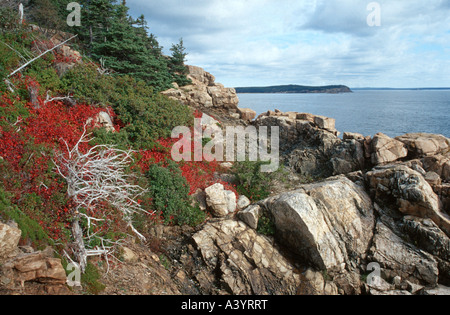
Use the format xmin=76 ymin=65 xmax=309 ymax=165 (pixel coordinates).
xmin=44 ymin=91 xmax=74 ymax=105
xmin=18 ymin=3 xmax=24 ymax=25
xmin=53 ymin=125 xmax=151 ymax=272
xmin=7 ymin=34 xmax=77 ymax=78
xmin=4 ymin=79 xmax=16 ymax=93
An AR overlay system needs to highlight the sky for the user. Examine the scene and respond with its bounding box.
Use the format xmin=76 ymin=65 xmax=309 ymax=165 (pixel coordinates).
xmin=127 ymin=0 xmax=450 ymax=88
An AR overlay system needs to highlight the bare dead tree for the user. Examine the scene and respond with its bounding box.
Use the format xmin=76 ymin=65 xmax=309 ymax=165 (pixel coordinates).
xmin=18 ymin=3 xmax=23 ymax=24
xmin=44 ymin=91 xmax=75 ymax=105
xmin=2 ymin=34 xmax=77 ymax=93
xmin=7 ymin=34 xmax=77 ymax=79
xmin=53 ymin=125 xmax=150 ymax=272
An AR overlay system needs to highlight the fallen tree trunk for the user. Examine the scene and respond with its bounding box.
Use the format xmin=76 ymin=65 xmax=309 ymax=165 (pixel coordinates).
xmin=7 ymin=34 xmax=77 ymax=79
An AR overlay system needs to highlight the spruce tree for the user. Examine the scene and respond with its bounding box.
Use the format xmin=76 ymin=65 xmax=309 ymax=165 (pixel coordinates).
xmin=71 ymin=0 xmax=190 ymax=91
xmin=79 ymin=0 xmax=115 ymax=47
xmin=90 ymin=3 xmax=173 ymax=90
xmin=170 ymin=38 xmax=191 ymax=87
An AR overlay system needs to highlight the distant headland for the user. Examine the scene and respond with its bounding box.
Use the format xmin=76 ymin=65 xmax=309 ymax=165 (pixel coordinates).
xmin=235 ymin=84 xmax=352 ymax=94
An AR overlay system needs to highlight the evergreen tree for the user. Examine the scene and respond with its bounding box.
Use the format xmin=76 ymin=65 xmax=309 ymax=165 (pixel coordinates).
xmin=79 ymin=0 xmax=115 ymax=47
xmin=90 ymin=3 xmax=173 ymax=90
xmin=170 ymin=38 xmax=191 ymax=86
xmin=131 ymin=14 xmax=162 ymax=57
xmin=30 ymin=0 xmax=65 ymax=32
xmin=67 ymin=0 xmax=190 ymax=91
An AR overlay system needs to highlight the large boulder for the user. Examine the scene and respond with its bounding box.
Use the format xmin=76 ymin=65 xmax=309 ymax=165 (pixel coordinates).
xmin=254 ymin=112 xmax=365 ymax=178
xmin=368 ymin=220 xmax=439 ymax=285
xmin=329 ymin=139 xmax=365 ymax=176
xmin=0 ymin=222 xmax=21 ymax=260
xmin=399 ymin=215 xmax=450 ymax=285
xmin=163 ymin=82 xmax=214 ymax=108
xmin=161 ymin=65 xmax=239 ymax=110
xmin=434 ymin=184 xmax=450 ymax=214
xmin=192 ymin=219 xmax=301 ymax=295
xmin=207 ymin=84 xmax=239 ymax=109
xmin=365 ymin=165 xmax=450 ymax=236
xmin=1 ymin=250 xmax=68 ymax=294
xmin=371 ymin=133 xmax=408 ymax=165
xmin=396 ymin=133 xmax=450 ymax=158
xmin=422 ymin=154 xmax=450 ymax=182
xmin=313 ymin=115 xmax=336 ymax=133
xmin=261 ymin=176 xmax=375 ymax=274
xmin=186 ymin=65 xmax=216 ymax=86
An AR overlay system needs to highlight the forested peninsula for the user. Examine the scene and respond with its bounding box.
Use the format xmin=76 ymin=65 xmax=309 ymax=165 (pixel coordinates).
xmin=235 ymin=84 xmax=352 ymax=94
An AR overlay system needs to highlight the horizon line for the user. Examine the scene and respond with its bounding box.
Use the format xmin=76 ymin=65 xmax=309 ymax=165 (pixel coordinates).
xmin=233 ymin=84 xmax=450 ymax=90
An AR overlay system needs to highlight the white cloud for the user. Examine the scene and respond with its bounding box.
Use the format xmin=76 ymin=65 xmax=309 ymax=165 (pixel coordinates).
xmin=127 ymin=0 xmax=450 ymax=88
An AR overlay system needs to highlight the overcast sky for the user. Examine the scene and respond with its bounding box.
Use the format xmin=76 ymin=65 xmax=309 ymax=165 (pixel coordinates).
xmin=127 ymin=0 xmax=450 ymax=88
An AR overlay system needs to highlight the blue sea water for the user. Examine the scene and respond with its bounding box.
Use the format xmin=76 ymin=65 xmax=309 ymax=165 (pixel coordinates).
xmin=237 ymin=90 xmax=450 ymax=138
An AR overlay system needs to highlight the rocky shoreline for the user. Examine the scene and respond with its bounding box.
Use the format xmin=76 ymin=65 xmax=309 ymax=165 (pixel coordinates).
xmin=159 ymin=66 xmax=450 ymax=295
xmin=1 ymin=65 xmax=449 ymax=295
xmin=190 ymin=109 xmax=450 ymax=295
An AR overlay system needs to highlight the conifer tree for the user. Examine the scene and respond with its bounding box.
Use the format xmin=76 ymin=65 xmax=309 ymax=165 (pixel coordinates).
xmin=68 ymin=0 xmax=190 ymax=91
xmin=79 ymin=0 xmax=115 ymax=47
xmin=89 ymin=3 xmax=173 ymax=90
xmin=170 ymin=38 xmax=191 ymax=86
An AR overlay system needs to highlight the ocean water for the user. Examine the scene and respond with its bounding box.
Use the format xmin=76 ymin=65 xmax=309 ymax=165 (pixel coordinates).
xmin=237 ymin=90 xmax=450 ymax=138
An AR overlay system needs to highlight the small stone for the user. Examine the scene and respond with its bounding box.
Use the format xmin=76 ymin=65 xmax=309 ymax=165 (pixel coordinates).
xmin=237 ymin=195 xmax=251 ymax=210
xmin=121 ymin=247 xmax=138 ymax=263
xmin=205 ymin=183 xmax=237 ymax=217
xmin=238 ymin=205 xmax=261 ymax=230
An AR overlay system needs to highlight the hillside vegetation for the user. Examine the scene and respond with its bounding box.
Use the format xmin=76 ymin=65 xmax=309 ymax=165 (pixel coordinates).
xmin=0 ymin=0 xmax=237 ymax=284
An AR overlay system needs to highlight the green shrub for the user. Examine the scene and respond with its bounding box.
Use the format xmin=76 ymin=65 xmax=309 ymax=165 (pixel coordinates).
xmin=26 ymin=59 xmax=62 ymax=94
xmin=0 ymin=188 xmax=51 ymax=245
xmin=0 ymin=7 xmax=19 ymax=33
xmin=60 ymin=63 xmax=193 ymax=150
xmin=257 ymin=211 xmax=276 ymax=237
xmin=146 ymin=161 xmax=205 ymax=226
xmin=81 ymin=262 xmax=106 ymax=295
xmin=231 ymin=161 xmax=272 ymax=202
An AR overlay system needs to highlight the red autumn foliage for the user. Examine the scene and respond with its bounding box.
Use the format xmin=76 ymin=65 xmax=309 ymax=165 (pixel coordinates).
xmin=0 ymin=76 xmax=237 ymax=242
xmin=134 ymin=111 xmax=238 ymax=197
xmin=0 ymin=78 xmax=108 ymax=240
